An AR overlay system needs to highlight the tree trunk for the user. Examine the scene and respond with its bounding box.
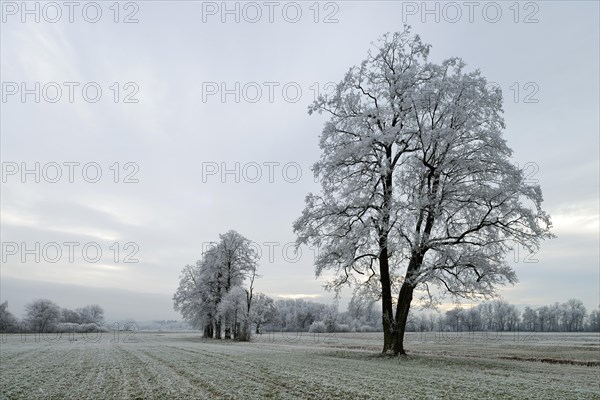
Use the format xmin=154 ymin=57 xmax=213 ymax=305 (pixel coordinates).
xmin=238 ymin=321 xmax=249 ymax=341
xmin=215 ymin=320 xmax=222 ymax=339
xmin=380 ymin=154 xmax=396 ymax=354
xmin=225 ymin=316 xmax=231 ymax=339
xmin=203 ymin=323 xmax=212 ymax=338
xmin=379 ymin=236 xmax=396 ymax=354
xmin=392 ymin=281 xmax=414 ymax=355
xmin=233 ymin=311 xmax=238 ymax=339
xmin=392 ymin=252 xmax=421 ymax=356
xmin=256 ymin=323 xmax=260 ymax=334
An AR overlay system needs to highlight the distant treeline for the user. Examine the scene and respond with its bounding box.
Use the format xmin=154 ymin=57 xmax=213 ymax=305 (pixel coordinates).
xmin=407 ymin=299 xmax=598 ymax=333
xmin=248 ymin=297 xmax=599 ymax=334
xmin=3 ymin=297 xmax=598 ymax=335
xmin=0 ymin=299 xmax=105 ymax=333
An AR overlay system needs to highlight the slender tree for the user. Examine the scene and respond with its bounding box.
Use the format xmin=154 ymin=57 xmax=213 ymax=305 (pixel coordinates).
xmin=0 ymin=301 xmax=18 ymax=333
xmin=214 ymin=230 xmax=259 ymax=339
xmin=250 ymin=293 xmax=277 ymax=334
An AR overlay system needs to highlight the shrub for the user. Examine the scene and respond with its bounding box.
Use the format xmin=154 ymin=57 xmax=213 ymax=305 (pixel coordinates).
xmin=308 ymin=321 xmax=326 ymax=333
xmin=335 ymin=323 xmax=350 ymax=332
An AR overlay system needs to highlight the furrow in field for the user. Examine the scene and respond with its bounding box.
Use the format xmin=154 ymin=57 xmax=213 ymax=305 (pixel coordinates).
xmin=134 ymin=343 xmax=265 ymax=398
xmin=1 ymin=332 xmax=599 ymax=400
xmin=160 ymin=342 xmax=394 ymax=399
xmin=117 ymin=342 xmax=217 ymax=399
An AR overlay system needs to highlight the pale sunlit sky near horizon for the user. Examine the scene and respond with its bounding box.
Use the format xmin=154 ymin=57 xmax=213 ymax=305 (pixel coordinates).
xmin=1 ymin=1 xmax=598 ymax=320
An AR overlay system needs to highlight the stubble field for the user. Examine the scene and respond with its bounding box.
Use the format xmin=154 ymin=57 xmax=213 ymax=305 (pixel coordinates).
xmin=1 ymin=331 xmax=599 ymax=399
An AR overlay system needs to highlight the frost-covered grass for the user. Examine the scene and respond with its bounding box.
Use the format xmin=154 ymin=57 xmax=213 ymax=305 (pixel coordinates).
xmin=1 ymin=331 xmax=598 ymax=399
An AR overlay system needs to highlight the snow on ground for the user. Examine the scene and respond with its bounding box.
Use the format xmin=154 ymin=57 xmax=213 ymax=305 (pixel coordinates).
xmin=1 ymin=331 xmax=598 ymax=399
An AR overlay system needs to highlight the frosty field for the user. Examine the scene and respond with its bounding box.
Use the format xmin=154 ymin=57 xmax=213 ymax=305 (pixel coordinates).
xmin=1 ymin=331 xmax=598 ymax=399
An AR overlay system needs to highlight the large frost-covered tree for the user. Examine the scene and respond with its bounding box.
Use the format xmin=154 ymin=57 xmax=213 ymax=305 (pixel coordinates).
xmin=294 ymin=27 xmax=553 ymax=355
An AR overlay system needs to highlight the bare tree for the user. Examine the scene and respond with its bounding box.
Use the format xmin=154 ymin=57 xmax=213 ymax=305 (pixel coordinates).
xmin=294 ymin=27 xmax=553 ymax=355
xmin=25 ymin=299 xmax=61 ymax=333
xmin=77 ymin=305 xmax=104 ymax=325
xmin=61 ymin=308 xmax=81 ymax=324
xmin=217 ymin=286 xmax=248 ymax=340
xmin=215 ymin=230 xmax=259 ymax=339
xmin=0 ymin=301 xmax=18 ymax=333
xmin=562 ymin=298 xmax=586 ymax=331
xmin=173 ymin=260 xmax=219 ymax=337
xmin=522 ymin=307 xmax=537 ymax=331
xmin=537 ymin=305 xmax=550 ymax=332
xmin=250 ymin=293 xmax=277 ymax=334
xmin=587 ymin=308 xmax=600 ymax=331
xmin=240 ymin=258 xmax=258 ymax=341
xmin=444 ymin=307 xmax=463 ymax=332
xmin=465 ymin=308 xmax=482 ymax=331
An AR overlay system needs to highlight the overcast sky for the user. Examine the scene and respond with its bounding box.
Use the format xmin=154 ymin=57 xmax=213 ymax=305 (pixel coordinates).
xmin=1 ymin=1 xmax=598 ymax=320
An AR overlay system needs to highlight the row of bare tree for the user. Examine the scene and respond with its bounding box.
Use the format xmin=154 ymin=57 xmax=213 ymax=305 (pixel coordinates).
xmin=0 ymin=299 xmax=104 ymax=333
xmin=263 ymin=298 xmax=598 ymax=334
xmin=407 ymin=299 xmax=597 ymax=333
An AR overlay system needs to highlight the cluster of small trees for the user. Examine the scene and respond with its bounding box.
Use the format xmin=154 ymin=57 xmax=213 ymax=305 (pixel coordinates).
xmin=173 ymin=230 xmax=260 ymax=341
xmin=520 ymin=299 xmax=594 ymax=332
xmin=0 ymin=299 xmax=105 ymax=333
xmin=270 ymin=299 xmax=332 ymax=332
xmin=406 ymin=299 xmax=598 ymax=332
xmin=269 ymin=298 xmax=381 ymax=333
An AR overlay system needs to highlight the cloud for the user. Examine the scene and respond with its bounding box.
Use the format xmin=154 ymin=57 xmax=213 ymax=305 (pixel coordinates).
xmin=1 ymin=2 xmax=598 ymax=321
xmin=0 ymin=277 xmax=178 ymax=320
xmin=550 ymin=202 xmax=599 ymax=236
